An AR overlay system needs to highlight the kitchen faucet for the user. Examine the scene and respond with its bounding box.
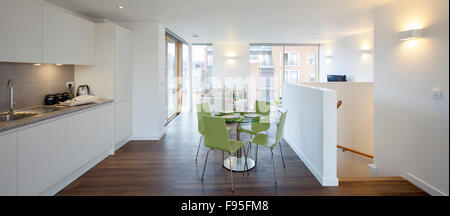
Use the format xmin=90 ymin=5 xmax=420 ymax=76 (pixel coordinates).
xmin=7 ymin=79 xmax=14 ymax=114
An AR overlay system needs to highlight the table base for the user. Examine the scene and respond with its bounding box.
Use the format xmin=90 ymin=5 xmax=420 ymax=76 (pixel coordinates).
xmin=223 ymin=156 xmax=256 ymax=172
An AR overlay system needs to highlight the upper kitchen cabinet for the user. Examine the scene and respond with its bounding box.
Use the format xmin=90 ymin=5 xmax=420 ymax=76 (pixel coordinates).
xmin=74 ymin=16 xmax=96 ymax=65
xmin=43 ymin=4 xmax=75 ymax=64
xmin=0 ymin=0 xmax=43 ymax=63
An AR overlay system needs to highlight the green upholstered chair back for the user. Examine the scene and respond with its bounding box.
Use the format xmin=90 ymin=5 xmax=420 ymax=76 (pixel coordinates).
xmin=275 ymin=110 xmax=287 ymax=144
xmin=255 ymin=100 xmax=270 ymax=115
xmin=196 ymin=103 xmax=211 ymax=135
xmin=203 ymin=116 xmax=231 ymax=152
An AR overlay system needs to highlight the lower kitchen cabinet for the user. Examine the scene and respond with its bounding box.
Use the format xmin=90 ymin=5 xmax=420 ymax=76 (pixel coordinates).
xmin=92 ymin=104 xmax=114 ymax=156
xmin=0 ymin=132 xmax=17 ymax=195
xmin=0 ymin=103 xmax=115 ymax=196
xmin=67 ymin=111 xmax=93 ymax=174
xmin=17 ymin=118 xmax=67 ymax=196
xmin=115 ymin=100 xmax=132 ymax=145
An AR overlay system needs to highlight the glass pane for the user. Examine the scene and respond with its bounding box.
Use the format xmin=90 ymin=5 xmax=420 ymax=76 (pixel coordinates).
xmin=192 ymin=44 xmax=213 ymax=111
xmin=249 ymin=45 xmax=282 ymax=106
xmin=283 ymin=45 xmax=317 ymax=83
xmin=181 ymin=44 xmax=190 ymax=111
xmin=167 ymin=40 xmax=177 ymax=119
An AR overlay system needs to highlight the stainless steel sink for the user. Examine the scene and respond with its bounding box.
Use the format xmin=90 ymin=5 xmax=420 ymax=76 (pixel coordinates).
xmin=21 ymin=106 xmax=62 ymax=114
xmin=0 ymin=112 xmax=38 ymax=122
xmin=0 ymin=105 xmax=63 ymax=122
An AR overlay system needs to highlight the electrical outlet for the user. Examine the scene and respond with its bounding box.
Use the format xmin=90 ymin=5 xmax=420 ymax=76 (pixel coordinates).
xmin=432 ymin=89 xmax=443 ymax=99
xmin=66 ymin=82 xmax=74 ymax=88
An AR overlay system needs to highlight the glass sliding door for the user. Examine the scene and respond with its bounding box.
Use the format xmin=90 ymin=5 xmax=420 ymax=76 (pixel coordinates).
xmin=166 ymin=36 xmax=181 ymax=121
xmin=191 ymin=44 xmax=213 ymax=111
xmin=249 ymin=44 xmax=318 ymax=105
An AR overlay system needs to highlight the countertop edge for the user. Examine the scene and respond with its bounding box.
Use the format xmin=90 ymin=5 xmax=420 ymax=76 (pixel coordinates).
xmin=0 ymin=99 xmax=114 ymax=135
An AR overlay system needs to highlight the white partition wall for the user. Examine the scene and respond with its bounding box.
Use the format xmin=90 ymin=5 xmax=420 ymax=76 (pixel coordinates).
xmin=282 ymin=83 xmax=338 ymax=186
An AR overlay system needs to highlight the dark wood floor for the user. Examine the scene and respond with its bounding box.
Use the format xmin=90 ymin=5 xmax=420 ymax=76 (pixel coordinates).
xmin=57 ymin=112 xmax=428 ymax=196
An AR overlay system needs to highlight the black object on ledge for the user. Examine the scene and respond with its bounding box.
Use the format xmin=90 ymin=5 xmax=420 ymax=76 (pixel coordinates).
xmin=327 ymin=75 xmax=347 ymax=82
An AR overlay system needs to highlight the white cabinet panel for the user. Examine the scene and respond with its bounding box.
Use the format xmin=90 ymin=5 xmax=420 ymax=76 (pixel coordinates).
xmin=115 ymin=26 xmax=133 ymax=102
xmin=0 ymin=132 xmax=17 ymax=195
xmin=17 ymin=119 xmax=67 ymax=196
xmin=0 ymin=0 xmax=42 ymax=63
xmin=67 ymin=111 xmax=93 ymax=174
xmin=115 ymin=100 xmax=132 ymax=144
xmin=74 ymin=16 xmax=95 ymax=65
xmin=43 ymin=4 xmax=74 ymax=64
xmin=92 ymin=104 xmax=114 ymax=156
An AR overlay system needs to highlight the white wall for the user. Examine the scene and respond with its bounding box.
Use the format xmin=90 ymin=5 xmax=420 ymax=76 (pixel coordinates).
xmin=282 ymin=83 xmax=338 ymax=186
xmin=212 ymin=42 xmax=250 ymax=87
xmin=373 ymin=0 xmax=449 ymax=196
xmin=122 ymin=22 xmax=167 ymax=140
xmin=303 ymin=82 xmax=374 ymax=177
xmin=320 ymin=31 xmax=374 ymax=82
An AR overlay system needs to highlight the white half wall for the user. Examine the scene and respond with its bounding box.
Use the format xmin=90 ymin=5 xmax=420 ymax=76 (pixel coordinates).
xmin=122 ymin=22 xmax=167 ymax=140
xmin=282 ymin=83 xmax=338 ymax=186
xmin=320 ymin=31 xmax=374 ymax=82
xmin=373 ymin=0 xmax=449 ymax=196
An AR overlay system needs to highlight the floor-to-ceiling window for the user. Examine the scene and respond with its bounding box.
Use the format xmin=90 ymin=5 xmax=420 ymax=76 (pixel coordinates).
xmin=249 ymin=44 xmax=319 ymax=104
xmin=165 ymin=34 xmax=183 ymax=121
xmin=191 ymin=44 xmax=213 ymax=111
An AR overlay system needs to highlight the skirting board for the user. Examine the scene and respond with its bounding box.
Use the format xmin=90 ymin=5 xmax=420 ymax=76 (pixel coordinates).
xmin=39 ymin=146 xmax=113 ymax=196
xmin=114 ymin=136 xmax=130 ymax=151
xmin=130 ymin=127 xmax=167 ymax=141
xmin=403 ymin=172 xmax=448 ymax=196
xmin=283 ymin=136 xmax=339 ymax=186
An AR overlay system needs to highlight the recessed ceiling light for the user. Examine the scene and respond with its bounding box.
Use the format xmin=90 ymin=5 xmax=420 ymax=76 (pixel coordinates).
xmin=192 ymin=33 xmax=199 ymax=38
xmin=56 ymin=64 xmax=63 ymax=66
xmin=118 ymin=5 xmax=124 ymax=9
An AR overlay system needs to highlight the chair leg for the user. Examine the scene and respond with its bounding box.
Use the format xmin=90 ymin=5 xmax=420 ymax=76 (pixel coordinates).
xmin=279 ymin=141 xmax=286 ymax=168
xmin=222 ymin=151 xmax=224 ymax=161
xmin=195 ymin=135 xmax=203 ymax=162
xmin=201 ymin=148 xmax=211 ymax=181
xmin=255 ymin=144 xmax=259 ymax=165
xmin=229 ymin=152 xmax=234 ymax=192
xmin=271 ymin=148 xmax=277 ymax=185
xmin=242 ymin=145 xmax=249 ymax=176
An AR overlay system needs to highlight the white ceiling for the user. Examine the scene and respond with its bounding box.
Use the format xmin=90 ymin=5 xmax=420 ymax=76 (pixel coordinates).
xmin=44 ymin=0 xmax=395 ymax=43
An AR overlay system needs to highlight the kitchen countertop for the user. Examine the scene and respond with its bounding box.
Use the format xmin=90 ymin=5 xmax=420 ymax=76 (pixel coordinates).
xmin=0 ymin=99 xmax=113 ymax=134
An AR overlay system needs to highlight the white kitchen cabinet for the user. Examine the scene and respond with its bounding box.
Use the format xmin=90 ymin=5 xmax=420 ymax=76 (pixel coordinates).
xmin=74 ymin=16 xmax=95 ymax=65
xmin=115 ymin=26 xmax=133 ymax=102
xmin=0 ymin=0 xmax=43 ymax=63
xmin=92 ymin=104 xmax=114 ymax=156
xmin=43 ymin=4 xmax=74 ymax=64
xmin=115 ymin=100 xmax=132 ymax=144
xmin=0 ymin=132 xmax=17 ymax=195
xmin=67 ymin=111 xmax=93 ymax=174
xmin=17 ymin=118 xmax=67 ymax=196
xmin=75 ymin=23 xmax=132 ymax=149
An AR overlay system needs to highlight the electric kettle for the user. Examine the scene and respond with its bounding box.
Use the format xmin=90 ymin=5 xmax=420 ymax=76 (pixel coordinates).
xmin=76 ymin=85 xmax=90 ymax=96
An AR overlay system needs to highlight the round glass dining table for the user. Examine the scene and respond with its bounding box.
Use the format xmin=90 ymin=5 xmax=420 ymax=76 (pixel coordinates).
xmin=214 ymin=110 xmax=281 ymax=172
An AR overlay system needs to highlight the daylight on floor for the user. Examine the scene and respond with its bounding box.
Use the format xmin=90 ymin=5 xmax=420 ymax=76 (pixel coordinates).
xmin=0 ymin=0 xmax=448 ymax=205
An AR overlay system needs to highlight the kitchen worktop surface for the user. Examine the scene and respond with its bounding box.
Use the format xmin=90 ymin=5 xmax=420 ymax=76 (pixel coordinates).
xmin=0 ymin=99 xmax=113 ymax=134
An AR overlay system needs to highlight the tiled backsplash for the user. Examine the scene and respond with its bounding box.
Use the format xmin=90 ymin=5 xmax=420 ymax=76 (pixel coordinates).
xmin=0 ymin=62 xmax=74 ymax=112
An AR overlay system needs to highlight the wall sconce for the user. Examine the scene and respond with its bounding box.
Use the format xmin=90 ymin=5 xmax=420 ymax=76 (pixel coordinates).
xmin=399 ymin=29 xmax=424 ymax=41
xmin=360 ymin=49 xmax=372 ymax=54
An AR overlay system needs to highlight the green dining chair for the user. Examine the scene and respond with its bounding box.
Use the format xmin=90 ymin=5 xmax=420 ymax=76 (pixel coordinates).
xmin=195 ymin=103 xmax=232 ymax=162
xmin=201 ymin=116 xmax=249 ymax=192
xmin=250 ymin=110 xmax=287 ymax=185
xmin=238 ymin=100 xmax=271 ymax=153
xmin=255 ymin=100 xmax=271 ymax=116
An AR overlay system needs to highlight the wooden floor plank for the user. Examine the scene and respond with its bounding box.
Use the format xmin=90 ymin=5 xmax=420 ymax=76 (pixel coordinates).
xmin=57 ymin=112 xmax=428 ymax=196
